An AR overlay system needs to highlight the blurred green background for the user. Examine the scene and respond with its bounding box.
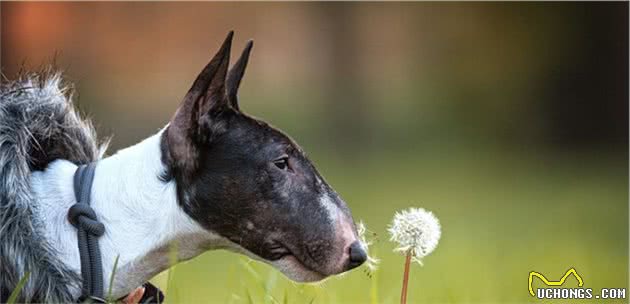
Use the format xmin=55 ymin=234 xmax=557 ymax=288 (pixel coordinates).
xmin=2 ymin=2 xmax=628 ymax=303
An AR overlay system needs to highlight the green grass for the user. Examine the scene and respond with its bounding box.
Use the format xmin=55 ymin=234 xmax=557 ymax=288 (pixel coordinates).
xmin=149 ymin=145 xmax=627 ymax=303
xmin=106 ymin=255 xmax=121 ymax=302
xmin=7 ymin=272 xmax=30 ymax=304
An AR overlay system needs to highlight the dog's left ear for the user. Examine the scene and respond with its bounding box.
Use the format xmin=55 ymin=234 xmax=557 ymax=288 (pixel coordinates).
xmin=166 ymin=31 xmax=232 ymax=173
xmin=226 ymin=40 xmax=254 ymax=111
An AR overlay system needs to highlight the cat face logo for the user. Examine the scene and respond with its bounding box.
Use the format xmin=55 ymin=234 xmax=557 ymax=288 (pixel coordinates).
xmin=528 ymin=268 xmax=584 ymax=296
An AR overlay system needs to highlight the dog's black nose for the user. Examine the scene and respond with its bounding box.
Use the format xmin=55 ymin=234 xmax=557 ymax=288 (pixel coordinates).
xmin=347 ymin=241 xmax=367 ymax=270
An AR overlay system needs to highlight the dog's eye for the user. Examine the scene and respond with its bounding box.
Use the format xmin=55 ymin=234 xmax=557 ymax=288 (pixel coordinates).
xmin=273 ymin=156 xmax=289 ymax=170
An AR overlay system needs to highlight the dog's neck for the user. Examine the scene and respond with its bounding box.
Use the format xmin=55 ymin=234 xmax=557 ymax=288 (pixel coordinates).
xmin=31 ymin=128 xmax=226 ymax=299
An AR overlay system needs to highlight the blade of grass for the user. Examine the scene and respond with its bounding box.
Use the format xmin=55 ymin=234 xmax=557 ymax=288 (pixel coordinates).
xmin=106 ymin=254 xmax=120 ymax=302
xmin=140 ymin=296 xmax=154 ymax=304
xmin=239 ymin=258 xmax=281 ymax=304
xmin=266 ymin=295 xmax=281 ymax=304
xmin=7 ymin=272 xmax=30 ymax=304
xmin=282 ymin=289 xmax=288 ymax=304
xmin=224 ymin=259 xmax=239 ymax=303
xmin=239 ymin=258 xmax=263 ymax=285
xmin=165 ymin=240 xmax=179 ymax=302
xmin=245 ymin=288 xmax=254 ymax=304
xmin=370 ymin=248 xmax=379 ymax=304
xmin=264 ymin=270 xmax=279 ymax=304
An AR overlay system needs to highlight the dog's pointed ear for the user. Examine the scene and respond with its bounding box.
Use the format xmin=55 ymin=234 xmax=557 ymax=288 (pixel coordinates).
xmin=166 ymin=31 xmax=233 ymax=172
xmin=190 ymin=31 xmax=233 ymax=116
xmin=226 ymin=40 xmax=253 ymax=111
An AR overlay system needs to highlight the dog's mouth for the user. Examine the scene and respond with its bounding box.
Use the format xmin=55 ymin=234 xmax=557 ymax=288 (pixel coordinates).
xmin=265 ymin=241 xmax=328 ymax=282
xmin=224 ymin=237 xmax=327 ymax=282
xmin=266 ymin=241 xmax=293 ymax=260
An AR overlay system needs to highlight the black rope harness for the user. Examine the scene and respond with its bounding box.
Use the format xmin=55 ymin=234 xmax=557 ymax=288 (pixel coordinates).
xmin=67 ymin=163 xmax=166 ymax=303
xmin=68 ymin=163 xmax=106 ymax=302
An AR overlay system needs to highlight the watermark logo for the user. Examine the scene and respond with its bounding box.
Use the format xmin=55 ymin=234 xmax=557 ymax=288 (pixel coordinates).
xmin=528 ymin=268 xmax=584 ymax=296
xmin=528 ymin=268 xmax=626 ymax=300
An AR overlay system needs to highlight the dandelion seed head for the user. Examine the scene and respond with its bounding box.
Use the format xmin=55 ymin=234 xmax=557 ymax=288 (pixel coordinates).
xmin=388 ymin=207 xmax=441 ymax=264
xmin=357 ymin=220 xmax=380 ymax=271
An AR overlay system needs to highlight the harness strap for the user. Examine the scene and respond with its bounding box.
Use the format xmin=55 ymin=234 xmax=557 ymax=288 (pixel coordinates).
xmin=68 ymin=163 xmax=105 ymax=302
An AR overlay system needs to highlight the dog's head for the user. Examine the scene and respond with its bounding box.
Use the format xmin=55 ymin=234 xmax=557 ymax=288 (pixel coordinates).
xmin=161 ymin=32 xmax=366 ymax=282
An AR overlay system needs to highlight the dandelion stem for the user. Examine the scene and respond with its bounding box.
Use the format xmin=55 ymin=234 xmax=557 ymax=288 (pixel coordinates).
xmin=400 ymin=251 xmax=412 ymax=304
